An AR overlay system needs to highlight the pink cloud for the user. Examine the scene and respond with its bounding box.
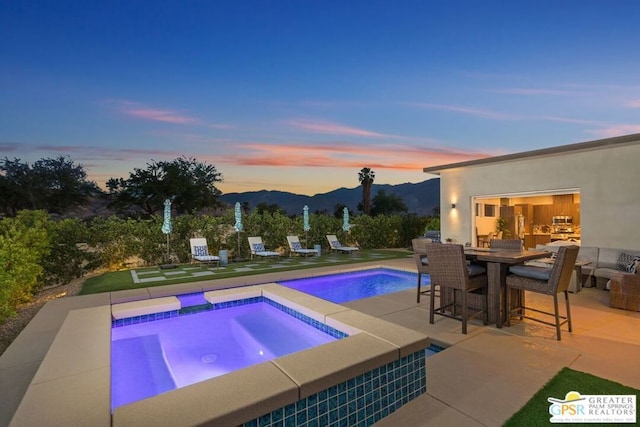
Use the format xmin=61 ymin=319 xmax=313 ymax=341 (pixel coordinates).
xmin=105 ymin=99 xmax=235 ymax=128
xmin=287 ymin=119 xmax=389 ymax=137
xmin=407 ymin=103 xmax=516 ymax=120
xmin=627 ymin=99 xmax=640 ymax=108
xmin=125 ymin=108 xmax=198 ymax=124
xmin=490 ymin=88 xmax=573 ymax=95
xmin=532 ymin=116 xmax=601 ymax=125
xmin=218 ymin=142 xmax=493 ymax=171
xmin=589 ymin=125 xmax=640 ymax=138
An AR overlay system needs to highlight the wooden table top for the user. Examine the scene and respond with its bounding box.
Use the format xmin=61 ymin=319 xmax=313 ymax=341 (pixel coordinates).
xmin=464 ymin=248 xmax=551 ymax=264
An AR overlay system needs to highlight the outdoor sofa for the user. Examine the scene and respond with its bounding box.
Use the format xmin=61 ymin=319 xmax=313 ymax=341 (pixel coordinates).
xmin=533 ymin=243 xmax=640 ymax=311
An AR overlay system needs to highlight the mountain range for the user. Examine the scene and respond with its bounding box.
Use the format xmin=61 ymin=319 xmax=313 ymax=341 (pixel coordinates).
xmin=220 ymin=178 xmax=441 ymax=216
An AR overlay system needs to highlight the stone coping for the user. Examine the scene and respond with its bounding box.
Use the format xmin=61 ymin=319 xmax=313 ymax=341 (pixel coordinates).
xmin=8 ymin=280 xmax=429 ymax=426
xmin=111 ymin=296 xmax=181 ymax=320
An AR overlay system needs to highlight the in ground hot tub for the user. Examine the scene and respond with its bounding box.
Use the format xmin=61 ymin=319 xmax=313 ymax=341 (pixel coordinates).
xmin=11 ymin=283 xmax=430 ymax=427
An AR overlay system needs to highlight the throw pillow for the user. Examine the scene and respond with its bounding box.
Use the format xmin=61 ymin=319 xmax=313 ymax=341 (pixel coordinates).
xmin=330 ymin=240 xmax=340 ymax=248
xmin=626 ymin=257 xmax=640 ymax=274
xmin=292 ymin=241 xmax=302 ymax=250
xmin=616 ymin=252 xmax=637 ymax=272
xmin=193 ymin=245 xmax=208 ymax=256
xmin=253 ymin=243 xmax=265 ymax=252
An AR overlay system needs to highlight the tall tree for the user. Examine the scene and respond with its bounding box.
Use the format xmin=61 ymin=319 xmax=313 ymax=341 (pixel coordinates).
xmin=106 ymin=157 xmax=223 ymax=216
xmin=358 ymin=167 xmax=375 ymax=215
xmin=334 ymin=203 xmax=348 ymax=219
xmin=370 ymin=190 xmax=408 ymax=216
xmin=255 ymin=202 xmax=285 ymax=215
xmin=0 ymin=156 xmax=99 ymax=216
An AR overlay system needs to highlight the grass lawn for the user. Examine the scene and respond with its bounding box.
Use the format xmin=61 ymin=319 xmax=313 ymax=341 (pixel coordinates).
xmin=505 ymin=367 xmax=639 ymax=426
xmin=81 ymin=249 xmax=412 ymax=295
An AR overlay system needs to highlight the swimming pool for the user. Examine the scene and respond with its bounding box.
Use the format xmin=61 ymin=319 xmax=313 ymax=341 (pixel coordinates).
xmin=278 ymin=267 xmax=428 ymax=303
xmin=111 ymin=296 xmax=347 ymax=410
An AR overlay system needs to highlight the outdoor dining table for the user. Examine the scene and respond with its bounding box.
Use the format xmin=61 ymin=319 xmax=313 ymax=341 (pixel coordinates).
xmin=463 ymin=247 xmax=551 ymax=328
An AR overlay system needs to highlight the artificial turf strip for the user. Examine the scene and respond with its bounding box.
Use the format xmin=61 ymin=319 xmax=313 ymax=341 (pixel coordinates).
xmin=80 ymin=249 xmax=411 ymax=295
xmin=504 ymin=367 xmax=639 ymax=427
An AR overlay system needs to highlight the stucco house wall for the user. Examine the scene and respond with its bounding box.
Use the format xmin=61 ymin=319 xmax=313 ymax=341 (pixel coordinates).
xmin=425 ymin=134 xmax=640 ymax=250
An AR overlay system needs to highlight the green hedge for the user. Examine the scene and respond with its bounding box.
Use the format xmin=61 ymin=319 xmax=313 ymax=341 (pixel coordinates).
xmin=0 ymin=211 xmax=51 ymax=320
xmin=0 ymin=209 xmax=433 ymax=321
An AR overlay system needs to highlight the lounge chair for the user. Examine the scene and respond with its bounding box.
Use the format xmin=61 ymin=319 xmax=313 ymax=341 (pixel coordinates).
xmin=248 ymin=236 xmax=280 ymax=259
xmin=286 ymin=236 xmax=318 ymax=257
xmin=326 ymin=234 xmax=359 ymax=254
xmin=189 ymin=238 xmax=220 ymax=267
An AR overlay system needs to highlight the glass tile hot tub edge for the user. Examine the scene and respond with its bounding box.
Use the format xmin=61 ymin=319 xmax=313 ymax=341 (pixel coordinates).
xmin=112 ymin=294 xmax=350 ymax=340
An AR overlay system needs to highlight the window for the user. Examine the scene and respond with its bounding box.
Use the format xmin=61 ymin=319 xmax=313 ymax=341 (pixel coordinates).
xmin=484 ymin=204 xmax=497 ymax=217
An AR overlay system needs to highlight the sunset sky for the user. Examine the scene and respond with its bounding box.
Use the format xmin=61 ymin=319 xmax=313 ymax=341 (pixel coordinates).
xmin=2 ymin=1 xmax=640 ymax=195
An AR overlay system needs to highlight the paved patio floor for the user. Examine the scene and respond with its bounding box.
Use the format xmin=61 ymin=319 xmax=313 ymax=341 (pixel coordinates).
xmin=1 ymin=257 xmax=638 ymax=426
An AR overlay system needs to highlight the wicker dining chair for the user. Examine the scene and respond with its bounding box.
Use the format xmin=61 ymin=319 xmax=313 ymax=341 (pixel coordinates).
xmin=412 ymin=238 xmax=432 ymax=303
xmin=490 ymin=239 xmax=523 ymax=251
xmin=505 ymin=245 xmax=579 ymax=340
xmin=424 ymin=243 xmax=488 ymax=334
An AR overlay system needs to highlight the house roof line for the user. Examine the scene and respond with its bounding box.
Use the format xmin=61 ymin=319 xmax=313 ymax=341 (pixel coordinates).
xmin=423 ymin=133 xmax=640 ymax=175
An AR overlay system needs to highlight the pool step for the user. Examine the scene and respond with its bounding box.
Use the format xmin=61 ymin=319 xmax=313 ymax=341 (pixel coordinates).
xmin=111 ymin=296 xmax=181 ymax=320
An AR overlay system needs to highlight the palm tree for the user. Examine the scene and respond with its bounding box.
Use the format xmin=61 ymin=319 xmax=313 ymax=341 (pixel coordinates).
xmin=358 ymin=167 xmax=375 ymax=215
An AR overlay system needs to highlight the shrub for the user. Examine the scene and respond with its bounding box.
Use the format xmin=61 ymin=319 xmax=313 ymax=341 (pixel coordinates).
xmin=0 ymin=210 xmax=51 ymax=321
xmin=42 ymin=218 xmax=94 ymax=286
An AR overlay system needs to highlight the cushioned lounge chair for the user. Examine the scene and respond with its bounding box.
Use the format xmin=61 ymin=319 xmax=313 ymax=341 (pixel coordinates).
xmin=326 ymin=234 xmax=359 ymax=254
xmin=189 ymin=238 xmax=220 ymax=267
xmin=248 ymin=236 xmax=280 ymax=259
xmin=286 ymin=236 xmax=318 ymax=257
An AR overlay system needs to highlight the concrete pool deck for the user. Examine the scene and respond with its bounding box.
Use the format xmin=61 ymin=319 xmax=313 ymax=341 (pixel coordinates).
xmin=1 ymin=257 xmax=639 ymax=426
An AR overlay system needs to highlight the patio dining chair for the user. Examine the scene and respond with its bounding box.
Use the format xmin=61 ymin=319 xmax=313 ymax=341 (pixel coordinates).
xmin=425 ymin=243 xmax=488 ymax=334
xmin=490 ymin=239 xmax=523 ymax=251
xmin=505 ymin=245 xmax=579 ymax=340
xmin=479 ymin=231 xmax=496 ymax=248
xmin=412 ymin=238 xmax=432 ymax=303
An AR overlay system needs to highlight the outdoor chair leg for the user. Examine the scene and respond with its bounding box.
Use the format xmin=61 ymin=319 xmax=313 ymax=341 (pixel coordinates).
xmin=417 ymin=274 xmax=422 ymax=303
xmin=461 ymin=292 xmax=468 ymax=334
xmin=483 ymin=290 xmax=488 ymax=325
xmin=553 ymin=294 xmax=561 ymax=341
xmin=429 ymin=284 xmax=436 ymax=324
xmin=564 ymin=290 xmax=572 ymax=332
xmin=505 ymin=285 xmax=512 ymax=326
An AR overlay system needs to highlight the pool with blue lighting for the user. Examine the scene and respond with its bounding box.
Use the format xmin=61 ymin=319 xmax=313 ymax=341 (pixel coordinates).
xmin=278 ymin=267 xmax=429 ymax=303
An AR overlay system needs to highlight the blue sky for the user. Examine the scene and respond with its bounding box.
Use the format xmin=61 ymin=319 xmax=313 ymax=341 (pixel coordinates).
xmin=2 ymin=1 xmax=640 ymax=195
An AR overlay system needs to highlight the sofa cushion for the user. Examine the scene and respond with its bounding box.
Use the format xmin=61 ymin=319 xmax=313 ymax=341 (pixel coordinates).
xmin=594 ymin=267 xmax=632 ymax=280
xmin=577 ymin=246 xmax=599 ymax=264
xmin=599 ymin=248 xmax=640 ymax=269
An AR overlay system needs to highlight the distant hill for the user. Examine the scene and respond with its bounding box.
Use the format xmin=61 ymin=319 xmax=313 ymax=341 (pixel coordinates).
xmin=220 ymin=178 xmax=440 ymax=216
